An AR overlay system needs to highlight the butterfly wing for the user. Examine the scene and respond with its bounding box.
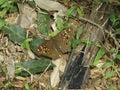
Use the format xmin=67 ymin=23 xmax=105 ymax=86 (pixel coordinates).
xmin=53 ymin=29 xmax=75 ymax=53
xmin=36 ymin=40 xmax=61 ymax=59
xmin=36 ymin=29 xmax=76 ymax=59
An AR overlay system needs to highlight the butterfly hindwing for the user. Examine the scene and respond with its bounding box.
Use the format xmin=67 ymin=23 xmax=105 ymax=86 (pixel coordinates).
xmin=36 ymin=29 xmax=76 ymax=59
xmin=36 ymin=40 xmax=61 ymax=59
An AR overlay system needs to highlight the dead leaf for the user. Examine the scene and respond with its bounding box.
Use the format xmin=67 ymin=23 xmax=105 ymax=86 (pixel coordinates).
xmin=5 ymin=57 xmax=15 ymax=80
xmin=27 ymin=50 xmax=35 ymax=59
xmin=34 ymin=0 xmax=67 ymax=12
xmin=17 ymin=4 xmax=37 ymax=28
xmin=50 ymin=55 xmax=67 ymax=87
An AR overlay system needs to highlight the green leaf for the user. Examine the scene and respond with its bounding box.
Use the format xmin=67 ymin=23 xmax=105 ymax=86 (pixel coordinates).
xmin=26 ymin=1 xmax=36 ymax=8
xmin=77 ymin=8 xmax=84 ymax=17
xmin=16 ymin=59 xmax=54 ymax=76
xmin=109 ymin=11 xmax=119 ymax=27
xmin=109 ymin=48 xmax=115 ymax=53
xmin=103 ymin=61 xmax=114 ymax=69
xmin=1 ymin=65 xmax=7 ymax=74
xmin=49 ymin=30 xmax=60 ymax=37
xmin=22 ymin=60 xmax=53 ymax=74
xmin=109 ymin=84 xmax=114 ymax=90
xmin=81 ymin=39 xmax=91 ymax=47
xmin=24 ymin=83 xmax=30 ymax=90
xmin=56 ymin=17 xmax=63 ymax=31
xmin=5 ymin=82 xmax=13 ymax=88
xmin=2 ymin=24 xmax=27 ymax=44
xmin=94 ymin=0 xmax=100 ymax=3
xmin=37 ymin=13 xmax=50 ymax=36
xmin=0 ymin=8 xmax=8 ymax=18
xmin=116 ymin=54 xmax=120 ymax=60
xmin=1 ymin=1 xmax=9 ymax=8
xmin=21 ymin=38 xmax=33 ymax=50
xmin=67 ymin=6 xmax=77 ymax=17
xmin=92 ymin=48 xmax=106 ymax=66
xmin=15 ymin=69 xmax=23 ymax=75
xmin=113 ymin=21 xmax=119 ymax=27
xmin=110 ymin=11 xmax=116 ymax=23
xmin=94 ymin=48 xmax=105 ymax=60
xmin=92 ymin=41 xmax=101 ymax=47
xmin=30 ymin=36 xmax=45 ymax=52
xmin=101 ymin=0 xmax=109 ymax=2
xmin=0 ymin=19 xmax=6 ymax=29
xmin=0 ymin=0 xmax=5 ymax=5
xmin=63 ymin=22 xmax=73 ymax=29
xmin=104 ymin=71 xmax=116 ymax=79
xmin=49 ymin=22 xmax=73 ymax=37
xmin=76 ymin=26 xmax=83 ymax=40
xmin=116 ymin=28 xmax=120 ymax=34
xmin=72 ymin=39 xmax=81 ymax=48
xmin=10 ymin=6 xmax=18 ymax=12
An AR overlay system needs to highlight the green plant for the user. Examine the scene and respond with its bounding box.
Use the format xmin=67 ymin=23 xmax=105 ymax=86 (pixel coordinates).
xmin=91 ymin=48 xmax=106 ymax=66
xmin=24 ymin=83 xmax=30 ymax=90
xmin=110 ymin=11 xmax=120 ymax=27
xmin=0 ymin=0 xmax=18 ymax=18
xmin=104 ymin=71 xmax=116 ymax=79
xmin=109 ymin=84 xmax=114 ymax=90
xmin=115 ymin=54 xmax=120 ymax=61
xmin=21 ymin=38 xmax=33 ymax=50
xmin=94 ymin=0 xmax=110 ymax=3
xmin=0 ymin=19 xmax=6 ymax=29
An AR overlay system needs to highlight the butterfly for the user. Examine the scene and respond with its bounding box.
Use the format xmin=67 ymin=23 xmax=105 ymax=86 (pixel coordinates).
xmin=36 ymin=28 xmax=77 ymax=59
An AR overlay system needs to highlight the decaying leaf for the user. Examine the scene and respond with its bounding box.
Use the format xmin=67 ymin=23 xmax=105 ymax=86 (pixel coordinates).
xmin=34 ymin=0 xmax=67 ymax=12
xmin=5 ymin=57 xmax=15 ymax=80
xmin=50 ymin=55 xmax=67 ymax=87
xmin=17 ymin=4 xmax=37 ymax=28
xmin=34 ymin=0 xmax=67 ymax=18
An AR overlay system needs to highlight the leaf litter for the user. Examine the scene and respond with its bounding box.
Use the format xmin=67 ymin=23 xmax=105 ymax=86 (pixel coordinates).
xmin=0 ymin=0 xmax=120 ymax=90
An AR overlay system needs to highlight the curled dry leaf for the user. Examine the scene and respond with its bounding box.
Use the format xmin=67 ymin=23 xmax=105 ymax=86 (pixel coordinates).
xmin=50 ymin=67 xmax=60 ymax=88
xmin=27 ymin=50 xmax=35 ymax=59
xmin=5 ymin=57 xmax=15 ymax=80
xmin=17 ymin=4 xmax=37 ymax=28
xmin=50 ymin=55 xmax=67 ymax=87
xmin=34 ymin=0 xmax=67 ymax=16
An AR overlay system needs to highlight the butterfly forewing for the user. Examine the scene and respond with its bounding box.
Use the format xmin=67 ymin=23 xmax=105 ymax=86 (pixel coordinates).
xmin=36 ymin=40 xmax=61 ymax=59
xmin=36 ymin=28 xmax=76 ymax=59
xmin=54 ymin=29 xmax=76 ymax=53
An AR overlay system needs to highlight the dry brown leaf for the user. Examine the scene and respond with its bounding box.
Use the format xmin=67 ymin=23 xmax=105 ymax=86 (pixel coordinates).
xmin=50 ymin=55 xmax=67 ymax=87
xmin=34 ymin=0 xmax=67 ymax=12
xmin=5 ymin=58 xmax=15 ymax=80
xmin=27 ymin=50 xmax=35 ymax=59
xmin=17 ymin=4 xmax=37 ymax=28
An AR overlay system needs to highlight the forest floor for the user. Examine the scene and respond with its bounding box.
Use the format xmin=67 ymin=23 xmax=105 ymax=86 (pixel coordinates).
xmin=0 ymin=0 xmax=120 ymax=90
